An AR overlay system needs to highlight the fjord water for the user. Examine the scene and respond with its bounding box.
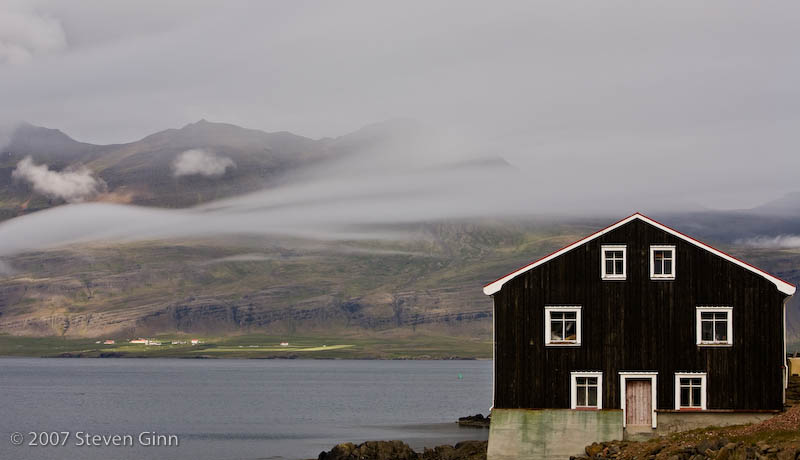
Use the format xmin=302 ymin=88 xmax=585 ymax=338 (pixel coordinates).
xmin=0 ymin=358 xmax=491 ymax=460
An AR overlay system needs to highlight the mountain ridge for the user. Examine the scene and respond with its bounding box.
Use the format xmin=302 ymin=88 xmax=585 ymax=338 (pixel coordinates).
xmin=1 ymin=122 xmax=798 ymax=351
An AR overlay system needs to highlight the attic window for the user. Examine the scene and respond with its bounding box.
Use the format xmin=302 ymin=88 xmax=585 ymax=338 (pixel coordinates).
xmin=674 ymin=373 xmax=707 ymax=410
xmin=696 ymin=307 xmax=733 ymax=346
xmin=650 ymin=245 xmax=676 ymax=280
xmin=545 ymin=306 xmax=582 ymax=346
xmin=601 ymin=245 xmax=626 ymax=280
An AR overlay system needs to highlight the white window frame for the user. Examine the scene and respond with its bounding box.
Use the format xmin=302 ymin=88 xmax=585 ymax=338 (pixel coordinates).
xmin=619 ymin=372 xmax=658 ymax=429
xmin=650 ymin=245 xmax=676 ymax=280
xmin=674 ymin=372 xmax=707 ymax=410
xmin=696 ymin=306 xmax=733 ymax=346
xmin=571 ymin=371 xmax=603 ymax=409
xmin=601 ymin=245 xmax=627 ymax=280
xmin=544 ymin=306 xmax=582 ymax=347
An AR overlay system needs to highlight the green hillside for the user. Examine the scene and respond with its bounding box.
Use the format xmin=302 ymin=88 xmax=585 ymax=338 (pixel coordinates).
xmin=2 ymin=121 xmax=799 ymax=357
xmin=0 ymin=219 xmax=798 ymax=357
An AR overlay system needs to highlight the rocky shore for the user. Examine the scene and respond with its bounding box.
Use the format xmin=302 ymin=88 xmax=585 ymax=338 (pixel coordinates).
xmin=572 ymin=404 xmax=800 ymax=460
xmin=314 ymin=440 xmax=487 ymax=460
xmin=457 ymin=413 xmax=490 ymax=428
xmin=574 ymin=438 xmax=799 ymax=460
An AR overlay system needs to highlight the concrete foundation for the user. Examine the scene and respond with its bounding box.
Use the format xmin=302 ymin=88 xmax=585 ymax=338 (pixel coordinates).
xmin=622 ymin=425 xmax=656 ymax=442
xmin=655 ymin=411 xmax=776 ymax=435
xmin=487 ymin=409 xmax=623 ymax=460
xmin=789 ymin=358 xmax=800 ymax=376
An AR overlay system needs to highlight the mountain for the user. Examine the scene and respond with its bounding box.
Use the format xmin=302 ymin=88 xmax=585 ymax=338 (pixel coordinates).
xmin=0 ymin=219 xmax=585 ymax=341
xmin=0 ymin=215 xmax=798 ymax=350
xmin=0 ymin=119 xmax=510 ymax=219
xmin=748 ymin=192 xmax=800 ymax=216
xmin=0 ymin=121 xmax=798 ymax=352
xmin=3 ymin=122 xmax=102 ymax=163
xmin=0 ymin=120 xmax=330 ymax=215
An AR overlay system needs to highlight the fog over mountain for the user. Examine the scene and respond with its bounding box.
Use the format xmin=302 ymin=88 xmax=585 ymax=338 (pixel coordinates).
xmin=3 ymin=117 xmax=800 ymax=258
xmin=1 ymin=2 xmax=800 ymax=345
xmin=2 ymin=1 xmax=800 ymax=210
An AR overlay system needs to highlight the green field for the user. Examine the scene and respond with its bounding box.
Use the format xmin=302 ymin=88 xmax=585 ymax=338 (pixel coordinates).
xmin=0 ymin=333 xmax=493 ymax=359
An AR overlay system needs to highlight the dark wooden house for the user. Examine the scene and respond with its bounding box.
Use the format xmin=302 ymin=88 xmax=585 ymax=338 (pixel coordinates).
xmin=483 ymin=213 xmax=795 ymax=434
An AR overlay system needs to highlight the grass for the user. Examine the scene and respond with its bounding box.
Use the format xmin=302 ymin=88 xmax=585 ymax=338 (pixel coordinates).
xmin=0 ymin=332 xmax=493 ymax=359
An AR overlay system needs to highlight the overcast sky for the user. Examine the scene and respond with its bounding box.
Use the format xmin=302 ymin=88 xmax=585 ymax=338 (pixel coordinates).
xmin=1 ymin=1 xmax=800 ymax=209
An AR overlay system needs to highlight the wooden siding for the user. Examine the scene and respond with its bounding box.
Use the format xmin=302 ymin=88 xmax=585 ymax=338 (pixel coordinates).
xmin=493 ymin=218 xmax=788 ymax=411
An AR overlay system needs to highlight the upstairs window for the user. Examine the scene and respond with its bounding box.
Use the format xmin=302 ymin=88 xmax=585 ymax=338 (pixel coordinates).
xmin=650 ymin=245 xmax=676 ymax=280
xmin=545 ymin=306 xmax=582 ymax=346
xmin=571 ymin=371 xmax=603 ymax=409
xmin=601 ymin=245 xmax=626 ymax=280
xmin=696 ymin=307 xmax=733 ymax=346
xmin=674 ymin=373 xmax=707 ymax=410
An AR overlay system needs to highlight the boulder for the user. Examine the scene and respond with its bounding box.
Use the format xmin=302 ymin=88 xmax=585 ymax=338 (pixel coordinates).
xmin=318 ymin=440 xmax=417 ymax=460
xmin=585 ymin=442 xmax=604 ymax=457
xmin=421 ymin=441 xmax=487 ymax=460
xmin=457 ymin=414 xmax=490 ymax=428
xmin=316 ymin=440 xmax=487 ymax=460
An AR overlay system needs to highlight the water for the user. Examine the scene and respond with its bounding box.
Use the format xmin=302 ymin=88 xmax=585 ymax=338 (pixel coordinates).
xmin=0 ymin=358 xmax=491 ymax=460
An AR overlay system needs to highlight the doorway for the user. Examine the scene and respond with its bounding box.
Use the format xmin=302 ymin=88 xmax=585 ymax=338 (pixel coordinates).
xmin=619 ymin=372 xmax=658 ymax=430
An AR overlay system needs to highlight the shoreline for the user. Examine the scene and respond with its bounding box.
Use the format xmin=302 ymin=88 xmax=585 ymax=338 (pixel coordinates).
xmin=0 ymin=333 xmax=492 ymax=360
xmin=0 ymin=354 xmax=492 ymax=360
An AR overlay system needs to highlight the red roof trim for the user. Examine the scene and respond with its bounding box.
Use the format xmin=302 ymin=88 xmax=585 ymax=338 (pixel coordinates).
xmin=639 ymin=214 xmax=796 ymax=289
xmin=482 ymin=213 xmax=637 ymax=289
xmin=483 ymin=212 xmax=796 ymax=296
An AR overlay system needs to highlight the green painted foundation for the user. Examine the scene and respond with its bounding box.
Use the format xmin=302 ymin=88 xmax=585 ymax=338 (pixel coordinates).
xmin=487 ymin=409 xmax=623 ymax=460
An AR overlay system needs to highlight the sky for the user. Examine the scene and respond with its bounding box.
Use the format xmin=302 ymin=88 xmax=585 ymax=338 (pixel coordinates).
xmin=1 ymin=0 xmax=800 ymax=210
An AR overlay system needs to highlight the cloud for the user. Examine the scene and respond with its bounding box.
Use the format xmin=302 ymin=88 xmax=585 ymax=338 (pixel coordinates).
xmin=0 ymin=123 xmax=706 ymax=257
xmin=0 ymin=1 xmax=67 ymax=66
xmin=12 ymin=156 xmax=105 ymax=202
xmin=0 ymin=153 xmax=526 ymax=256
xmin=736 ymin=235 xmax=800 ymax=249
xmin=0 ymin=2 xmax=798 ymax=209
xmin=172 ymin=149 xmax=235 ymax=177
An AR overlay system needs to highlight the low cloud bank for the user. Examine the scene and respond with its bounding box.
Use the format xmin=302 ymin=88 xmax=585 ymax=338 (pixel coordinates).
xmin=0 ymin=158 xmax=521 ymax=256
xmin=736 ymin=235 xmax=800 ymax=249
xmin=172 ymin=149 xmax=235 ymax=177
xmin=0 ymin=125 xmax=682 ymax=257
xmin=12 ymin=156 xmax=106 ymax=202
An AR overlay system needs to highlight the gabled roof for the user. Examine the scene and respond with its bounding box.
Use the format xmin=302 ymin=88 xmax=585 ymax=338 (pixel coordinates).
xmin=482 ymin=213 xmax=796 ymax=296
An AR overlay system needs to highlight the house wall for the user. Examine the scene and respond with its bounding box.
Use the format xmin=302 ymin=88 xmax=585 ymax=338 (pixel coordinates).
xmin=493 ymin=218 xmax=787 ymax=411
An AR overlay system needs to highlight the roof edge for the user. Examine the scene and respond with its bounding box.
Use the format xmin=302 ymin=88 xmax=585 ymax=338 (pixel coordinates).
xmin=483 ymin=213 xmax=796 ymax=297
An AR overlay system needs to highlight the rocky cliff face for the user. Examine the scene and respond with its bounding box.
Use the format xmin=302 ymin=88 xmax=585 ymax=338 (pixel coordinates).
xmin=0 ymin=236 xmax=496 ymax=338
